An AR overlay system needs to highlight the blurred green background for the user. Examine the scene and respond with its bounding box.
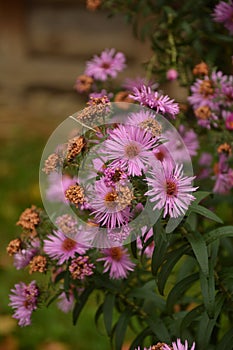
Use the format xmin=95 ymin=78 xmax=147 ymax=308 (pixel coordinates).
xmin=0 ymin=0 xmax=150 ymax=349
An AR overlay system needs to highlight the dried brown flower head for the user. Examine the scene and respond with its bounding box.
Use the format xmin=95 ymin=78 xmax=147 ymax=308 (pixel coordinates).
xmin=6 ymin=238 xmax=21 ymax=256
xmin=86 ymin=0 xmax=101 ymax=11
xmin=66 ymin=136 xmax=86 ymax=161
xmin=42 ymin=153 xmax=61 ymax=175
xmin=114 ymin=91 xmax=134 ymax=109
xmin=194 ymin=105 xmax=211 ymax=120
xmin=65 ymin=184 xmax=85 ymax=206
xmin=16 ymin=205 xmax=40 ymax=236
xmin=151 ymin=343 xmax=172 ymax=350
xmin=198 ymin=80 xmax=214 ymax=96
xmin=75 ymin=96 xmax=111 ymax=127
xmin=29 ymin=255 xmax=47 ymax=274
xmin=193 ymin=61 xmax=209 ymax=76
xmin=75 ymin=74 xmax=93 ymax=93
xmin=217 ymin=143 xmax=232 ymax=156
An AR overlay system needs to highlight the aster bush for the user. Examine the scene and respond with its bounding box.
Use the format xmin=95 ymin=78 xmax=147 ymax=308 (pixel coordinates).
xmin=7 ymin=1 xmax=233 ymax=350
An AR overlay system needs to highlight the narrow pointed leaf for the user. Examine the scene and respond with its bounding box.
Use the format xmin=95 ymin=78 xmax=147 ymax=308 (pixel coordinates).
xmin=186 ymin=231 xmax=209 ymax=276
xmin=103 ymin=293 xmax=115 ymax=337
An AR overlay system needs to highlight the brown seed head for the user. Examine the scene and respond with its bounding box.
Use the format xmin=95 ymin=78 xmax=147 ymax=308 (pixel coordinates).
xmin=217 ymin=143 xmax=232 ymax=156
xmin=198 ymin=80 xmax=214 ymax=96
xmin=16 ymin=205 xmax=40 ymax=234
xmin=193 ymin=61 xmax=209 ymax=76
xmin=29 ymin=255 xmax=47 ymax=274
xmin=6 ymin=238 xmax=22 ymax=256
xmin=86 ymin=0 xmax=101 ymax=11
xmin=42 ymin=153 xmax=60 ymax=175
xmin=194 ymin=105 xmax=211 ymax=120
xmin=75 ymin=74 xmax=93 ymax=93
xmin=67 ymin=136 xmax=86 ymax=161
xmin=65 ymin=184 xmax=85 ymax=206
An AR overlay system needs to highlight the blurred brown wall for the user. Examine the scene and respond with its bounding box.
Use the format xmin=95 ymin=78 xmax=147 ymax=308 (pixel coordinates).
xmin=0 ymin=0 xmax=151 ymax=121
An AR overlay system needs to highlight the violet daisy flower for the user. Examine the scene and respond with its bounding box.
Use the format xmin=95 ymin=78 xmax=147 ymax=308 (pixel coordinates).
xmin=104 ymin=124 xmax=157 ymax=176
xmin=89 ymin=178 xmax=133 ymax=229
xmin=84 ymin=48 xmax=126 ymax=81
xmin=178 ymin=125 xmax=199 ymax=157
xmin=146 ymin=161 xmax=197 ymax=218
xmin=13 ymin=239 xmax=40 ymax=270
xmin=43 ymin=230 xmax=88 ymax=265
xmin=9 ymin=281 xmax=39 ymax=326
xmin=212 ymin=1 xmax=233 ymax=34
xmin=163 ymin=338 xmax=195 ymax=350
xmin=213 ymin=160 xmax=233 ymax=194
xmin=103 ymin=164 xmax=128 ymax=187
xmin=69 ymin=255 xmax=95 ymax=280
xmin=57 ymin=291 xmax=75 ymax=313
xmin=123 ymin=76 xmax=158 ymax=91
xmin=224 ymin=111 xmax=233 ymax=130
xmin=129 ymin=85 xmax=179 ymax=118
xmin=127 ymin=110 xmax=162 ymax=138
xmin=98 ymin=246 xmax=135 ymax=279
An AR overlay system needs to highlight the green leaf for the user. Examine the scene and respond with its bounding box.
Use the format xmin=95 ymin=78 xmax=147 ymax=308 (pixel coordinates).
xmin=151 ymin=224 xmax=168 ymax=276
xmin=129 ymin=327 xmax=152 ymax=350
xmin=204 ymin=226 xmax=233 ymax=245
xmin=115 ymin=310 xmax=132 ymax=350
xmin=131 ymin=238 xmax=138 ymax=259
xmin=157 ymin=245 xmax=189 ymax=295
xmin=216 ymin=328 xmax=233 ymax=350
xmin=180 ymin=304 xmax=205 ymax=331
xmin=197 ymin=294 xmax=225 ymax=348
xmin=54 ymin=271 xmax=66 ymax=284
xmin=103 ymin=293 xmax=115 ymax=337
xmin=193 ymin=191 xmax=212 ymax=204
xmin=129 ymin=281 xmax=165 ymax=310
xmin=186 ymin=231 xmax=209 ymax=276
xmin=94 ymin=303 xmax=103 ymax=330
xmin=166 ymin=273 xmax=199 ymax=314
xmin=146 ymin=317 xmax=171 ymax=343
xmin=199 ymin=271 xmax=215 ymax=319
xmin=72 ymin=286 xmax=94 ymax=325
xmin=188 ymin=203 xmax=223 ymax=224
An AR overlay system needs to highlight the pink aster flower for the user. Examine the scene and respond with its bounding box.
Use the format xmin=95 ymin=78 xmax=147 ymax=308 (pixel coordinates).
xmin=104 ymin=124 xmax=157 ymax=176
xmin=146 ymin=161 xmax=197 ymax=218
xmin=88 ymin=178 xmax=133 ymax=229
xmin=152 ymin=144 xmax=174 ymax=165
xmin=13 ymin=239 xmax=40 ymax=270
xmin=57 ymin=291 xmax=75 ymax=313
xmin=163 ymin=338 xmax=195 ymax=350
xmin=69 ymin=255 xmax=95 ymax=280
xmin=9 ymin=281 xmax=39 ymax=326
xmin=84 ymin=48 xmax=126 ymax=81
xmin=127 ymin=110 xmax=162 ymax=138
xmin=89 ymin=89 xmax=113 ymax=100
xmin=166 ymin=68 xmax=179 ymax=81
xmin=129 ymin=85 xmax=179 ymax=118
xmin=178 ymin=125 xmax=199 ymax=157
xmin=213 ymin=159 xmax=233 ymax=194
xmin=98 ymin=246 xmax=135 ymax=279
xmin=123 ymin=76 xmax=158 ymax=91
xmin=223 ymin=111 xmax=233 ymax=130
xmin=212 ymin=1 xmax=233 ymax=34
xmin=46 ymin=173 xmax=78 ymax=204
xmin=43 ymin=230 xmax=88 ymax=265
xmin=103 ymin=164 xmax=128 ymax=187
xmin=197 ymin=152 xmax=213 ymax=179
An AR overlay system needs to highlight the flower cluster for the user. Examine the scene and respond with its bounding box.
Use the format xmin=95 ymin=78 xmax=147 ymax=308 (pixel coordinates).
xmin=136 ymin=338 xmax=195 ymax=350
xmin=7 ymin=32 xmax=233 ymax=348
xmin=189 ymin=66 xmax=233 ymax=130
